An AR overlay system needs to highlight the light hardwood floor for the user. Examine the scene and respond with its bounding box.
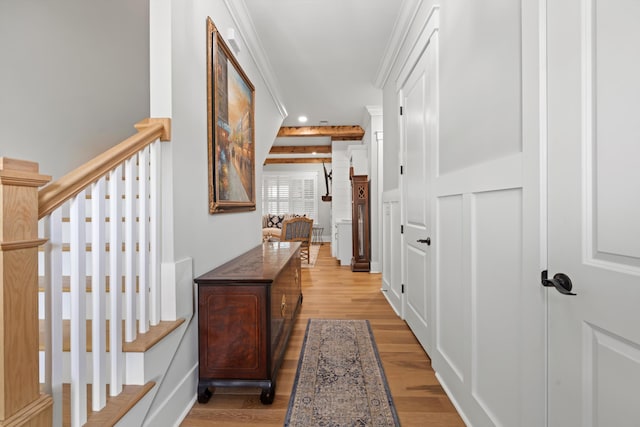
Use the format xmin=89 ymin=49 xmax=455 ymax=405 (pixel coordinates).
xmin=181 ymin=244 xmax=464 ymax=426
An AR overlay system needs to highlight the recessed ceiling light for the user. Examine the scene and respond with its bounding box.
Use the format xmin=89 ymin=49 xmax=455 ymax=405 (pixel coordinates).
xmin=298 ymin=116 xmax=308 ymax=123
xmin=312 ymin=151 xmax=317 ymax=155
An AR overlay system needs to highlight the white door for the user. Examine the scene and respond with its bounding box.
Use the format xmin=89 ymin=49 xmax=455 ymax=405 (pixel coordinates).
xmin=400 ymin=32 xmax=437 ymax=353
xmin=547 ymin=1 xmax=640 ymax=426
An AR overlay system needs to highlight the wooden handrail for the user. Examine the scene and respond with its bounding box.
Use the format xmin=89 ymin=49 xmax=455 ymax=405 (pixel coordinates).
xmin=38 ymin=118 xmax=171 ymax=219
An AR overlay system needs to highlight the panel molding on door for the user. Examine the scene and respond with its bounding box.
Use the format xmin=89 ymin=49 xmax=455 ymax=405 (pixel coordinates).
xmin=581 ymin=0 xmax=640 ymax=274
xmin=547 ymin=0 xmax=640 ymax=425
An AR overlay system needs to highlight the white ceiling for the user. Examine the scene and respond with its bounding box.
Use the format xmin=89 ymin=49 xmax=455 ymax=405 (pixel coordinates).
xmin=243 ymin=0 xmax=403 ymax=130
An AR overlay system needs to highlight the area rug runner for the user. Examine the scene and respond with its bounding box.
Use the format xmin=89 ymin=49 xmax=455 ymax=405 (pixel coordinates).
xmin=285 ymin=319 xmax=400 ymax=426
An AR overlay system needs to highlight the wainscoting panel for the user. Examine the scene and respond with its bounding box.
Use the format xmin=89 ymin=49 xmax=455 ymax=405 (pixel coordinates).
xmin=382 ymin=190 xmax=402 ymax=316
xmin=471 ymin=188 xmax=523 ymax=427
xmin=435 ymin=194 xmax=465 ymax=384
xmin=383 ymin=204 xmax=392 ymax=291
xmin=431 ymin=154 xmax=533 ymax=427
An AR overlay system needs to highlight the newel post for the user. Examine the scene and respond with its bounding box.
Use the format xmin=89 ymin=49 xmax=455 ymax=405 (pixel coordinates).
xmin=0 ymin=158 xmax=52 ymax=426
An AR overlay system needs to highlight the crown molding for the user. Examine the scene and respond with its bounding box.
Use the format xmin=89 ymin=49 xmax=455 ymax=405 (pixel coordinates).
xmin=361 ymin=105 xmax=383 ymax=129
xmin=373 ymin=0 xmax=424 ymax=89
xmin=395 ymin=5 xmax=440 ymax=91
xmin=224 ymin=0 xmax=288 ymax=119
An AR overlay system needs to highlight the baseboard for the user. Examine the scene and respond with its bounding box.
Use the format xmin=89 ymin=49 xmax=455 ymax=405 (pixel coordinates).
xmin=174 ymin=395 xmax=198 ymax=427
xmin=370 ymin=261 xmax=381 ymax=273
xmin=380 ymin=289 xmax=402 ymax=317
xmin=434 ymin=371 xmax=472 ymax=427
xmin=143 ymin=362 xmax=198 ymax=427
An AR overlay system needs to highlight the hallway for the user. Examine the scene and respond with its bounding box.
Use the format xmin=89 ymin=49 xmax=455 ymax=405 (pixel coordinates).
xmin=182 ymin=244 xmax=464 ymax=426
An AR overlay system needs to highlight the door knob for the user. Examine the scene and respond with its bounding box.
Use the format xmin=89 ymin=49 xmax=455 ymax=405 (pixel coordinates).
xmin=541 ymin=270 xmax=576 ymax=295
xmin=417 ymin=238 xmax=431 ymax=246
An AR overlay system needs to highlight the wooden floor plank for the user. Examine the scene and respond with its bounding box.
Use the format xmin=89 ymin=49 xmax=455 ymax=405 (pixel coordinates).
xmin=180 ymin=244 xmax=464 ymax=427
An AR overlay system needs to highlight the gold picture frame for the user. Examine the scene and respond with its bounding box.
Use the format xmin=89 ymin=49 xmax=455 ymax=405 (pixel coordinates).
xmin=207 ymin=17 xmax=256 ymax=214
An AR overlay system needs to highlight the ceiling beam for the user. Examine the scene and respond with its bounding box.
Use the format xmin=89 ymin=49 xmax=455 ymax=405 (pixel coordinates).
xmin=277 ymin=126 xmax=364 ymax=141
xmin=331 ymin=135 xmax=363 ymax=141
xmin=264 ymin=157 xmax=332 ymax=165
xmin=269 ymin=145 xmax=332 ymax=154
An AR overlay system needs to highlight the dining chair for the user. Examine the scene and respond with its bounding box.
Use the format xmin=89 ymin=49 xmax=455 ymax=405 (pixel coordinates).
xmin=280 ymin=217 xmax=314 ymax=263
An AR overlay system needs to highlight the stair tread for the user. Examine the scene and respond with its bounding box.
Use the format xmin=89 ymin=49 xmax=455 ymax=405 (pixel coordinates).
xmin=39 ymin=318 xmax=185 ymax=353
xmin=51 ymin=381 xmax=155 ymax=426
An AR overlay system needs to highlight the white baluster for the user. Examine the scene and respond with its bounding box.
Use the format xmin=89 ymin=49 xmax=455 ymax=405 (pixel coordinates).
xmin=43 ymin=209 xmax=64 ymax=427
xmin=91 ymin=178 xmax=107 ymax=410
xmin=124 ymin=157 xmax=137 ymax=342
xmin=70 ymin=191 xmax=87 ymax=426
xmin=138 ymin=146 xmax=150 ymax=333
xmin=150 ymin=140 xmax=161 ymax=325
xmin=109 ymin=165 xmax=124 ymax=395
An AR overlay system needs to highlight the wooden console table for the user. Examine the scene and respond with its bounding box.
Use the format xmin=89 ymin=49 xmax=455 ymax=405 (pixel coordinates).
xmin=194 ymin=241 xmax=302 ymax=404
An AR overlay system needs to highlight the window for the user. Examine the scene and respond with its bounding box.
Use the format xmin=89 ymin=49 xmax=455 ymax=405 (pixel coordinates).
xmin=262 ymin=172 xmax=318 ymax=220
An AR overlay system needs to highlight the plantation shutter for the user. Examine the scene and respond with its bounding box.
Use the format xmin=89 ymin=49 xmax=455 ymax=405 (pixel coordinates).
xmin=262 ymin=172 xmax=317 ymax=220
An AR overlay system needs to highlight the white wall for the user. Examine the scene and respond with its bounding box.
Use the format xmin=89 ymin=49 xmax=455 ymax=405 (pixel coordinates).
xmin=3 ymin=1 xmax=280 ymax=424
xmin=383 ymin=0 xmax=523 ymax=187
xmin=147 ymin=1 xmax=286 ymax=423
xmin=0 ymin=0 xmax=150 ymax=179
xmin=2 ymin=0 xmax=287 ymax=423
xmin=331 ymin=140 xmax=364 ymax=258
xmin=168 ymin=1 xmax=283 ymax=271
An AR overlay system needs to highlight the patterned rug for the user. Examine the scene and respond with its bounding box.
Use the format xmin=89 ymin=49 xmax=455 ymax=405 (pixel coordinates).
xmin=285 ymin=319 xmax=400 ymax=426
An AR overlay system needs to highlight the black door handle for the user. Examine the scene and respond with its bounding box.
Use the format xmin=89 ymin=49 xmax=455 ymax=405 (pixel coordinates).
xmin=541 ymin=270 xmax=576 ymax=295
xmin=417 ymin=238 xmax=431 ymax=246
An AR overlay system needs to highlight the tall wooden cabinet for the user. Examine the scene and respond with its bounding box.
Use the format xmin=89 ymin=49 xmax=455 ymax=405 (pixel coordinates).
xmin=350 ymin=174 xmax=370 ymax=272
xmin=194 ymin=241 xmax=302 ymax=404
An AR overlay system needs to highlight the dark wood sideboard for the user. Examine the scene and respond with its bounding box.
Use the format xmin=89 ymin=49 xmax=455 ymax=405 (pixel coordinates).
xmin=194 ymin=241 xmax=302 ymax=404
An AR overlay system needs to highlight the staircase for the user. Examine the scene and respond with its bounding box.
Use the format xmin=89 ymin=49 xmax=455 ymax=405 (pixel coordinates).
xmin=0 ymin=118 xmax=193 ymax=427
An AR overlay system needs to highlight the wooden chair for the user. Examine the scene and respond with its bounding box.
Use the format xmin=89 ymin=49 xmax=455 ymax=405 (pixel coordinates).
xmin=281 ymin=217 xmax=314 ymax=263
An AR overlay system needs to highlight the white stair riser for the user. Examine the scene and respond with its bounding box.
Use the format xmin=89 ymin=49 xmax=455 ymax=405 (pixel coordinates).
xmin=38 ymin=292 xmax=142 ymax=320
xmin=38 ymin=321 xmax=187 ymax=386
xmin=39 ymin=251 xmax=144 ymax=277
xmin=39 ymin=351 xmax=123 ymax=385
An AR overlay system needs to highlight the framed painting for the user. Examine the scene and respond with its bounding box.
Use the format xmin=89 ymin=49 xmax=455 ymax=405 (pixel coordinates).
xmin=207 ymin=17 xmax=256 ymax=214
